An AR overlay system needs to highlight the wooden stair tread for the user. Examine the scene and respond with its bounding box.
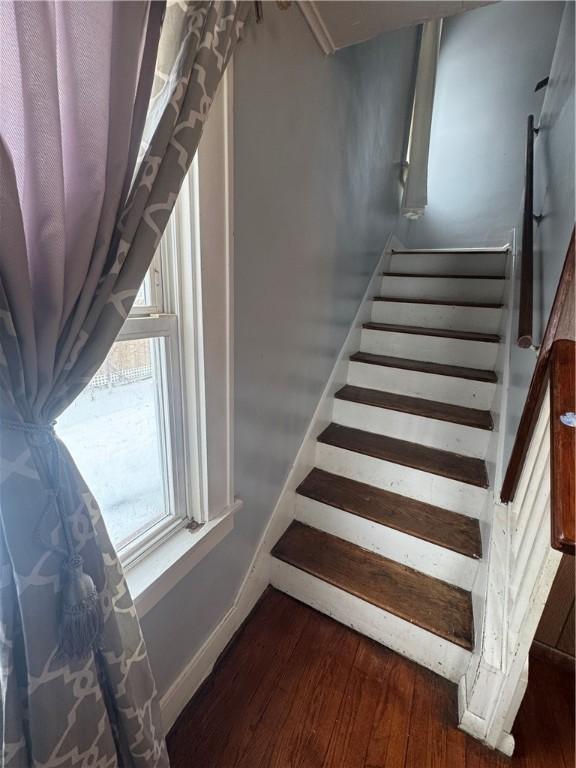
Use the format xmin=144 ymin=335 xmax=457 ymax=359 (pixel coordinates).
xmin=335 ymin=384 xmax=493 ymax=430
xmin=374 ymin=296 xmax=503 ymax=309
xmin=318 ymin=423 xmax=489 ymax=488
xmin=363 ymin=322 xmax=500 ymax=343
xmin=350 ymin=351 xmax=498 ymax=383
xmin=272 ymin=521 xmax=474 ymax=650
xmin=297 ymin=468 xmax=482 ymax=559
xmin=391 ymin=248 xmax=508 ymax=254
xmin=383 ymin=272 xmax=505 ymax=279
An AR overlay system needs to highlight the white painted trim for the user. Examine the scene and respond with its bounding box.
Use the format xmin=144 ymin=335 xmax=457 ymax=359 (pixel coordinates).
xmin=270 ymin=558 xmax=471 ymax=683
xmin=159 ymin=236 xmax=400 ymax=734
xmin=129 ymin=500 xmax=241 ymax=618
xmin=458 ymin=389 xmax=562 ymax=753
xmin=492 ymin=228 xmax=518 ymax=497
xmin=297 ymin=1 xmax=337 ymax=55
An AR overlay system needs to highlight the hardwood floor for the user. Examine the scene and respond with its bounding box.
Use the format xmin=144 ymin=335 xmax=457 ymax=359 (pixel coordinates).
xmin=167 ymin=589 xmax=575 ymax=768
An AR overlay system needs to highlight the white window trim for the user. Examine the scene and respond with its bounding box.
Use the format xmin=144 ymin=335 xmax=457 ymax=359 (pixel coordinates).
xmin=125 ymin=64 xmax=240 ymax=617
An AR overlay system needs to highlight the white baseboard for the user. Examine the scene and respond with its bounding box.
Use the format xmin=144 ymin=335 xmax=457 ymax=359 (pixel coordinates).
xmin=159 ymin=563 xmax=267 ymax=734
xmin=159 ymin=235 xmax=400 ymax=733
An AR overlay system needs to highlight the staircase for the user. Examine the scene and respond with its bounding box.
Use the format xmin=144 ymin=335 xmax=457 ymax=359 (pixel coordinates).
xmin=270 ymin=246 xmax=508 ymax=682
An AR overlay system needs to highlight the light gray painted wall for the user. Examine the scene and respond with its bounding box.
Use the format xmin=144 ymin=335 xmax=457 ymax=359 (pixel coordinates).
xmin=503 ymin=1 xmax=575 ymax=472
xmin=405 ymin=1 xmax=564 ymax=248
xmin=141 ymin=7 xmax=417 ymax=698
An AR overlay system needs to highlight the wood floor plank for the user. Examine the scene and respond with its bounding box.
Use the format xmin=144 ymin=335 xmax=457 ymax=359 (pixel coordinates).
xmin=350 ymin=351 xmax=498 ymax=383
xmin=364 ymin=650 xmax=416 ymax=768
xmin=363 ymin=321 xmax=500 ymax=343
xmin=318 ymin=423 xmax=489 ymax=488
xmin=272 ymin=522 xmax=474 ymax=649
xmin=233 ymin=610 xmax=357 ymax=768
xmin=297 ymin=468 xmax=482 ymax=559
xmin=335 ymin=384 xmax=494 ymax=430
xmin=322 ymin=642 xmax=394 ymax=768
xmin=404 ymin=664 xmax=465 ymax=768
xmin=167 ymin=589 xmax=311 ymax=768
xmin=263 ymin=614 xmax=359 ymax=768
xmin=167 ymin=590 xmax=576 ymax=768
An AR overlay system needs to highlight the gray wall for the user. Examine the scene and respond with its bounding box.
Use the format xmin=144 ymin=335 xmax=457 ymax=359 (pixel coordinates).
xmin=406 ymin=1 xmax=564 ymax=248
xmin=503 ymin=1 xmax=575 ymax=472
xmin=141 ymin=7 xmax=417 ymax=698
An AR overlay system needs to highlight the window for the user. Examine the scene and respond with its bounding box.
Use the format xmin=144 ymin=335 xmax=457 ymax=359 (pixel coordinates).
xmin=58 ymin=213 xmax=190 ymax=564
xmin=58 ymin=67 xmax=237 ymax=604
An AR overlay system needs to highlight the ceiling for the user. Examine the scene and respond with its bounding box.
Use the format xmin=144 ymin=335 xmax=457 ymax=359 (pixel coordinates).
xmin=299 ymin=1 xmax=491 ymax=53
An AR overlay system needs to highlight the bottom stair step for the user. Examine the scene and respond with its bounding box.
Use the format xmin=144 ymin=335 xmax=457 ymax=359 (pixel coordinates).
xmin=271 ymin=521 xmax=474 ymax=651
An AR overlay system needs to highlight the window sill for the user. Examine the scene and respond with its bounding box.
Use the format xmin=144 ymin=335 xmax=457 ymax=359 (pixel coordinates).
xmin=126 ymin=500 xmax=242 ymax=618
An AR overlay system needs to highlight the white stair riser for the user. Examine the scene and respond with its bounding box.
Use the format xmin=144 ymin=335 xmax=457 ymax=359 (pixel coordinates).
xmin=361 ymin=329 xmax=499 ymax=368
xmin=295 ymin=495 xmax=478 ymax=590
xmin=347 ymin=361 xmax=495 ymax=409
xmin=315 ymin=442 xmax=486 ymax=518
xmin=332 ymin=399 xmax=490 ymax=459
xmin=270 ymin=558 xmax=471 ymax=683
xmin=388 ymin=252 xmax=507 ymax=276
xmin=380 ymin=276 xmax=505 ymax=303
xmin=371 ymin=302 xmax=502 ymax=334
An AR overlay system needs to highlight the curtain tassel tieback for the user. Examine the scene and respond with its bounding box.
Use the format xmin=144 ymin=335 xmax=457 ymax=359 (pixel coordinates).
xmin=60 ymin=553 xmax=103 ymax=660
xmin=1 ymin=417 xmax=103 ymax=660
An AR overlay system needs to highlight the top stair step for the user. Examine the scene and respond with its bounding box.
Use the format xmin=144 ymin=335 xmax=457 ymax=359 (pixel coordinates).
xmin=387 ymin=250 xmax=508 ymax=277
xmin=391 ymin=247 xmax=509 ymax=253
xmin=382 ymin=272 xmax=505 ymax=279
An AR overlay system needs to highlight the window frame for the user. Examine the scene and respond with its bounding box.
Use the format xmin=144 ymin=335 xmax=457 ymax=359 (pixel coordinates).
xmin=121 ymin=63 xmax=239 ymax=590
xmin=110 ymin=246 xmax=190 ymax=567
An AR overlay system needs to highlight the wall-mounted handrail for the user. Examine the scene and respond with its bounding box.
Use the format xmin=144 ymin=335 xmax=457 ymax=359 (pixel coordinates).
xmin=518 ymin=114 xmax=537 ymax=348
xmin=502 ymin=231 xmax=575 ymax=518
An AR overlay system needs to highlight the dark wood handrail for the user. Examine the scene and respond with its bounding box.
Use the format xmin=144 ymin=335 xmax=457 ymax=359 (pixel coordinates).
xmin=550 ymin=339 xmax=575 ymax=555
xmin=518 ymin=114 xmax=537 ymax=348
xmin=501 ymin=230 xmax=575 ymax=509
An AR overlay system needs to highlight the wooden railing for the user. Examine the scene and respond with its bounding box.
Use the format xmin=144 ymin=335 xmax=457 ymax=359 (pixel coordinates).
xmin=550 ymin=340 xmax=575 ymax=554
xmin=502 ymin=231 xmax=575 ymax=554
xmin=518 ymin=114 xmax=539 ymax=348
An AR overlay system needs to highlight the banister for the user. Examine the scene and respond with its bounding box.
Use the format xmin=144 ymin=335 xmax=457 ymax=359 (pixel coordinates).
xmin=501 ymin=230 xmax=575 ymax=510
xmin=550 ymin=339 xmax=575 ymax=555
xmin=518 ymin=114 xmax=538 ymax=349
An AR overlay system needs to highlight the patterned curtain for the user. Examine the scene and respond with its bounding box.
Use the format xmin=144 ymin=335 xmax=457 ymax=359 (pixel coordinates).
xmin=0 ymin=2 xmax=249 ymax=766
